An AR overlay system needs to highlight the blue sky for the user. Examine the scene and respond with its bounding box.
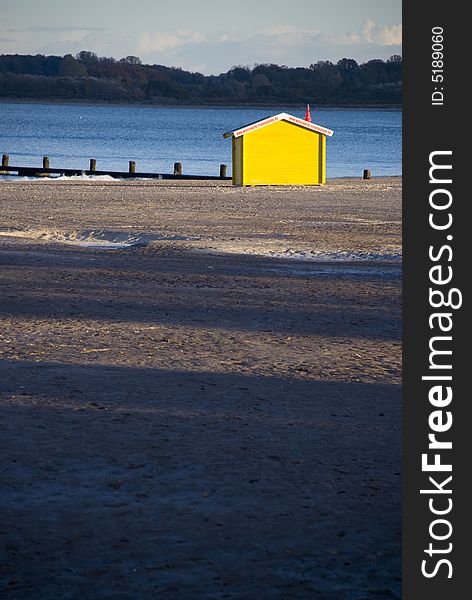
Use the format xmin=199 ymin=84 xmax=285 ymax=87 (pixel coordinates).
xmin=0 ymin=0 xmax=401 ymax=74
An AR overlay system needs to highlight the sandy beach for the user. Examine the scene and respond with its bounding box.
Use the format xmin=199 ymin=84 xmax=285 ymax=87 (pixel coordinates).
xmin=0 ymin=177 xmax=402 ymax=599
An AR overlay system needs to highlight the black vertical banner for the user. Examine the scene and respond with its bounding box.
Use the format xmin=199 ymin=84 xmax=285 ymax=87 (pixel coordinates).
xmin=403 ymin=2 xmax=467 ymax=599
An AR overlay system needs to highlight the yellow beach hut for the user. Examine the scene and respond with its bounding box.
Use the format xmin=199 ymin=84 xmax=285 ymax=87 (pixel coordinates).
xmin=223 ymin=112 xmax=334 ymax=186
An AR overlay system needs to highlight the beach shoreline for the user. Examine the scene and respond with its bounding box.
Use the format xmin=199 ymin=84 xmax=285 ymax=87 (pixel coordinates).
xmin=0 ymin=176 xmax=402 ymax=260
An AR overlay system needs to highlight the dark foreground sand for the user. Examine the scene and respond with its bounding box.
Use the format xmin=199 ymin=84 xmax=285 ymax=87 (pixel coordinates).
xmin=0 ymin=178 xmax=401 ymax=599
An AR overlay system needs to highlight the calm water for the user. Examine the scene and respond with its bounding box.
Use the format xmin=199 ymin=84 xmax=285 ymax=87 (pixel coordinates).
xmin=0 ymin=102 xmax=401 ymax=178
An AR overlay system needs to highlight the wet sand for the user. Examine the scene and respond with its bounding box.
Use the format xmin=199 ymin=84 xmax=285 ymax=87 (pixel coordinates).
xmin=0 ymin=178 xmax=402 ymax=599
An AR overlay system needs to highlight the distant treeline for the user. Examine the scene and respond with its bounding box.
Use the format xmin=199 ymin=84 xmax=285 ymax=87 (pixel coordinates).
xmin=0 ymin=51 xmax=402 ymax=106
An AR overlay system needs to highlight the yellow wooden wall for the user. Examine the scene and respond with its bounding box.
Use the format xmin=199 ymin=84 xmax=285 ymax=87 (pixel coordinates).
xmin=232 ymin=120 xmax=326 ymax=186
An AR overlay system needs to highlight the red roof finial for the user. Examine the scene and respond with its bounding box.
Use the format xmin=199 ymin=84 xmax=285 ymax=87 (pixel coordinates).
xmin=304 ymin=104 xmax=312 ymax=122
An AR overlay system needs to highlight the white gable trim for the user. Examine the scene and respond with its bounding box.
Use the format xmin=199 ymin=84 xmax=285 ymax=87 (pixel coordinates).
xmin=223 ymin=112 xmax=334 ymax=138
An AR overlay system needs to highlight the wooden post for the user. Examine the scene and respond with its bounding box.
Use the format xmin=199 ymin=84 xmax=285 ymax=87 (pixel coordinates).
xmin=90 ymin=159 xmax=96 ymax=172
xmin=129 ymin=160 xmax=136 ymax=174
xmin=219 ymin=164 xmax=227 ymax=178
xmin=2 ymin=154 xmax=9 ymax=168
xmin=363 ymin=169 xmax=371 ymax=180
xmin=43 ymin=156 xmax=50 ymax=170
xmin=173 ymin=162 xmax=182 ymax=176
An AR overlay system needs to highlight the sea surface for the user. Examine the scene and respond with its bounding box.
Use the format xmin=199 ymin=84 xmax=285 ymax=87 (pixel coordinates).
xmin=0 ymin=102 xmax=401 ymax=178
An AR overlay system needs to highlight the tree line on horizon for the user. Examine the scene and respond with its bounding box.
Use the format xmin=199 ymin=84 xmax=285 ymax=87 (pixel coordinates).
xmin=0 ymin=51 xmax=402 ymax=106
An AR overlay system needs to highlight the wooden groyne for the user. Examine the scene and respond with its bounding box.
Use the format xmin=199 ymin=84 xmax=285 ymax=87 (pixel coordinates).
xmin=0 ymin=155 xmax=231 ymax=181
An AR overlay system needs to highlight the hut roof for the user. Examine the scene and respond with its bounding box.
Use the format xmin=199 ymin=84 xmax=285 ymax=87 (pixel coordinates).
xmin=223 ymin=112 xmax=334 ymax=139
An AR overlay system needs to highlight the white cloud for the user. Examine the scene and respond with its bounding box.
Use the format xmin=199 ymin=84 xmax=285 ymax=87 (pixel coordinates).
xmin=252 ymin=20 xmax=401 ymax=50
xmin=0 ymin=19 xmax=402 ymax=75
xmin=137 ymin=30 xmax=207 ymax=55
xmin=360 ymin=19 xmax=402 ymax=45
xmin=209 ymin=20 xmax=401 ymax=68
xmin=172 ymin=20 xmax=402 ymax=73
xmin=218 ymin=31 xmax=250 ymax=43
xmin=58 ymin=30 xmax=90 ymax=44
xmin=38 ymin=31 xmax=136 ymax=58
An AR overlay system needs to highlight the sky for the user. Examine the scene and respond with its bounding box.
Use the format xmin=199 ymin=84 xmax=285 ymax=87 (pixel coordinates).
xmin=0 ymin=0 xmax=402 ymax=74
